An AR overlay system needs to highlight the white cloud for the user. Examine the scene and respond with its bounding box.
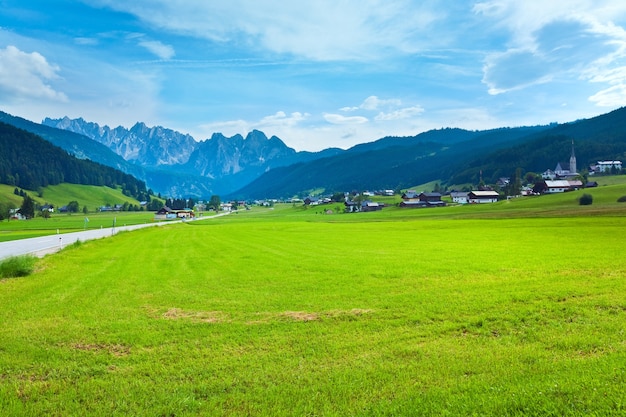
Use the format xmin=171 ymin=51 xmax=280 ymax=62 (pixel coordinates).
xmin=0 ymin=45 xmax=67 ymax=102
xmin=375 ymin=105 xmax=424 ymax=121
xmin=323 ymin=113 xmax=369 ymax=125
xmin=477 ymin=2 xmax=626 ymax=96
xmin=138 ymin=40 xmax=175 ymax=60
xmin=588 ymin=83 xmax=626 ymax=106
xmin=359 ymin=95 xmax=402 ymax=110
xmin=87 ymin=0 xmax=443 ymax=61
xmin=256 ymin=111 xmax=309 ymax=128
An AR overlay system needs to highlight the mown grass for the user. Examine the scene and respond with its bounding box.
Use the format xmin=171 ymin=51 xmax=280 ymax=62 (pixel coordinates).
xmin=0 ymin=202 xmax=625 ymax=415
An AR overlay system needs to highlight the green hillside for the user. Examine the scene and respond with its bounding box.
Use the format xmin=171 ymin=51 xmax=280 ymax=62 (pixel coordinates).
xmin=1 ymin=183 xmax=142 ymax=211
xmin=0 ymin=121 xmax=149 ymax=200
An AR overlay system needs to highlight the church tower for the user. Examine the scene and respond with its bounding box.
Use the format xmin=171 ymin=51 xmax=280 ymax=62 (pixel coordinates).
xmin=569 ymin=140 xmax=577 ymax=174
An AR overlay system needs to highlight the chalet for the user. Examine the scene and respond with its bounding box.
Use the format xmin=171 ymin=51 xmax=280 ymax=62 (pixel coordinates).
xmin=400 ymin=191 xmax=445 ymax=208
xmin=419 ymin=192 xmax=445 ymax=207
xmin=344 ymin=200 xmax=383 ymax=212
xmin=568 ymin=180 xmax=583 ymax=190
xmin=155 ymin=206 xmax=195 ymax=220
xmin=176 ymin=209 xmax=195 ymax=219
xmin=541 ymin=169 xmax=556 ymax=180
xmin=543 ymin=180 xmax=572 ymax=193
xmin=450 ymin=192 xmax=469 ymax=204
xmin=155 ymin=206 xmax=176 ymax=220
xmin=468 ymin=190 xmax=499 ymax=203
xmin=361 ymin=200 xmax=383 ymax=212
xmin=401 ymin=190 xmax=419 ymax=201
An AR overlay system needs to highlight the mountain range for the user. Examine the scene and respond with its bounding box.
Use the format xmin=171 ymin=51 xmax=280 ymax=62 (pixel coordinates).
xmin=2 ymin=107 xmax=626 ymax=199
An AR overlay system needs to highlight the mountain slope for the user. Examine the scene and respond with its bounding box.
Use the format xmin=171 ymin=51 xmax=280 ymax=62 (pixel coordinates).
xmin=42 ymin=117 xmax=342 ymax=196
xmin=447 ymin=106 xmax=626 ymax=185
xmin=0 ymin=121 xmax=148 ymax=199
xmin=230 ymin=125 xmax=552 ymax=198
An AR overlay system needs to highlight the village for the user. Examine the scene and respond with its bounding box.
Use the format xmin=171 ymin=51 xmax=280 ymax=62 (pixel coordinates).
xmin=296 ymin=143 xmax=623 ymax=214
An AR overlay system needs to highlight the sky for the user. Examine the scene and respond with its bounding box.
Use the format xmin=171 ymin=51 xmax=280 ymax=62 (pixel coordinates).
xmin=1 ymin=1 xmax=626 ymax=152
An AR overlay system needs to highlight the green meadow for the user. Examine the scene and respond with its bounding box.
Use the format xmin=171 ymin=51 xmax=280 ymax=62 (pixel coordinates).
xmin=1 ymin=180 xmax=626 ymax=415
xmin=0 ymin=184 xmax=158 ymax=241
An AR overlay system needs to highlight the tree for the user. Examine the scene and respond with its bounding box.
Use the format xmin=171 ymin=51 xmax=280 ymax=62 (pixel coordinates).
xmin=67 ymin=200 xmax=80 ymax=213
xmin=20 ymin=195 xmax=35 ymax=219
xmin=0 ymin=202 xmax=16 ymax=221
xmin=83 ymin=205 xmax=89 ymax=215
xmin=208 ymin=195 xmax=221 ymax=211
xmin=579 ymin=194 xmax=593 ymax=205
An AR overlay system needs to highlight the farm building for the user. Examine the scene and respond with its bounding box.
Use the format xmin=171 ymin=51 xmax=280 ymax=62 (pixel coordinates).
xmin=468 ymin=191 xmax=499 ymax=203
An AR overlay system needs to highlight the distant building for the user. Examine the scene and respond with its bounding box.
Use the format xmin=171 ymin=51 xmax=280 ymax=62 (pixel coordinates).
xmin=545 ymin=140 xmax=578 ymax=179
xmin=450 ymin=192 xmax=469 ymax=204
xmin=594 ymin=160 xmax=622 ymax=173
xmin=468 ymin=190 xmax=499 ymax=203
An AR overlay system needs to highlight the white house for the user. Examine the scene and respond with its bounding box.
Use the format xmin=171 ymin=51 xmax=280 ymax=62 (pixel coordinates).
xmin=468 ymin=191 xmax=499 ymax=203
xmin=450 ymin=192 xmax=469 ymax=204
xmin=595 ymin=160 xmax=622 ymax=173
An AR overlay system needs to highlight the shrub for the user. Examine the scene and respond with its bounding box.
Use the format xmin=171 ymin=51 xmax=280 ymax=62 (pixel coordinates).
xmin=0 ymin=255 xmax=36 ymax=278
xmin=579 ymin=193 xmax=593 ymax=205
xmin=617 ymin=195 xmax=626 ymax=203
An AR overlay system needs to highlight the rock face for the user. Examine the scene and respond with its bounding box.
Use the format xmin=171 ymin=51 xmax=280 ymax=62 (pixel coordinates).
xmin=43 ymin=117 xmax=197 ymax=166
xmin=41 ymin=117 xmax=304 ymax=195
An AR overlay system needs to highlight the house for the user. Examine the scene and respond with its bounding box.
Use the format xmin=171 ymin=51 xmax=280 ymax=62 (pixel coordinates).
xmin=468 ymin=190 xmax=499 ymax=203
xmin=419 ymin=192 xmax=446 ymax=207
xmin=496 ymin=177 xmax=510 ymax=188
xmin=154 ymin=206 xmax=176 ymax=220
xmin=361 ymin=201 xmax=383 ymax=212
xmin=586 ymin=181 xmax=598 ymax=188
xmin=176 ymin=209 xmax=195 ymax=219
xmin=401 ymin=190 xmax=419 ymax=202
xmin=344 ymin=200 xmax=383 ymax=212
xmin=567 ymin=180 xmax=583 ymax=190
xmin=400 ymin=191 xmax=445 ymax=208
xmin=594 ymin=160 xmax=622 ymax=173
xmin=543 ymin=180 xmax=571 ymax=193
xmin=450 ymin=192 xmax=469 ymax=204
xmin=541 ymin=169 xmax=556 ymax=180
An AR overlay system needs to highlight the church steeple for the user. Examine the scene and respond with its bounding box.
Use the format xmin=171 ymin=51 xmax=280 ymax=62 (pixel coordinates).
xmin=569 ymin=140 xmax=577 ymax=174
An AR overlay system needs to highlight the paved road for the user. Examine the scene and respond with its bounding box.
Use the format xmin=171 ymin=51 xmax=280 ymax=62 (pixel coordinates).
xmin=0 ymin=213 xmax=229 ymax=260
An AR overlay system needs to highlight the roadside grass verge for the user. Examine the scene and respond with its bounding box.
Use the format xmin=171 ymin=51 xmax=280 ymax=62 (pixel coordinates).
xmin=0 ymin=213 xmax=625 ymax=415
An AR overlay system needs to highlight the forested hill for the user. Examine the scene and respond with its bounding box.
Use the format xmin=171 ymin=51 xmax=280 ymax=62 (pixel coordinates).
xmin=0 ymin=122 xmax=149 ymax=200
xmin=447 ymin=106 xmax=626 ymax=185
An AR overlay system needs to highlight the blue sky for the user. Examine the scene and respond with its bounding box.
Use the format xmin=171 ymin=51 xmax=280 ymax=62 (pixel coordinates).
xmin=1 ymin=1 xmax=626 ymax=151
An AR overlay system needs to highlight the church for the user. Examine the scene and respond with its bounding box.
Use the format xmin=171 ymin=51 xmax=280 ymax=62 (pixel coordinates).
xmin=542 ymin=141 xmax=578 ymax=180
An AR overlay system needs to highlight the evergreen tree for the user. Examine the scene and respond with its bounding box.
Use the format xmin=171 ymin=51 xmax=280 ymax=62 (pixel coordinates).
xmin=20 ymin=195 xmax=35 ymax=219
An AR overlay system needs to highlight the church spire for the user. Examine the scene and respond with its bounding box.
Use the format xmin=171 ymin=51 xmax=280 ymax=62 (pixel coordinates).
xmin=569 ymin=140 xmax=577 ymax=174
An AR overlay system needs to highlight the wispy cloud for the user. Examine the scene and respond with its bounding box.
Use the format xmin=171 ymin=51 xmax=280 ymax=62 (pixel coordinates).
xmin=138 ymin=40 xmax=175 ymax=60
xmin=476 ymin=1 xmax=626 ymax=98
xmin=324 ymin=113 xmax=369 ymax=125
xmin=87 ymin=0 xmax=444 ymax=61
xmin=0 ymin=45 xmax=67 ymax=102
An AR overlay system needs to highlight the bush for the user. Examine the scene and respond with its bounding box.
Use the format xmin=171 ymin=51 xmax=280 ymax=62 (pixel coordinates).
xmin=617 ymin=195 xmax=626 ymax=203
xmin=0 ymin=255 xmax=36 ymax=278
xmin=579 ymin=193 xmax=593 ymax=205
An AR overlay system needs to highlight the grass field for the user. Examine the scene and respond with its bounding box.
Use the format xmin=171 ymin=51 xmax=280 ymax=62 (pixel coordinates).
xmin=1 ymin=179 xmax=625 ymax=415
xmin=0 ymin=183 xmax=161 ymax=242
